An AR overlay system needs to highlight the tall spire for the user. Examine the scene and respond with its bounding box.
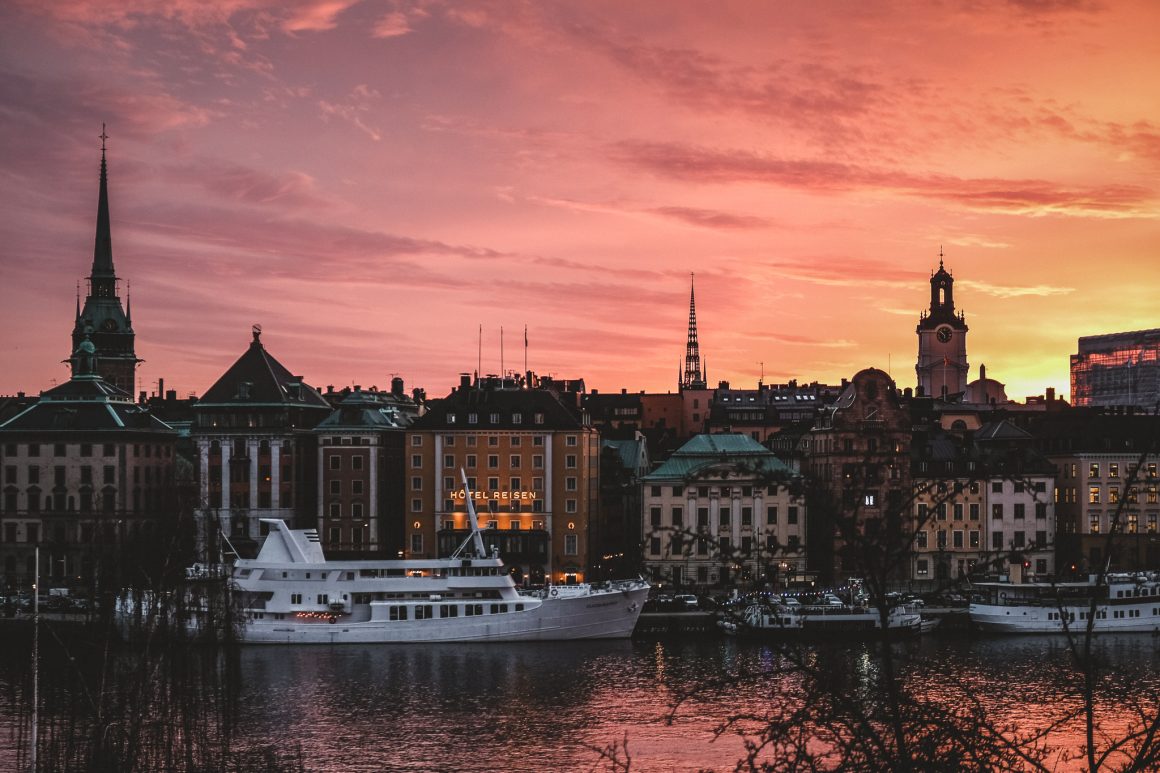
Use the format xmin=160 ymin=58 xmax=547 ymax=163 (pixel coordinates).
xmin=681 ymin=273 xmax=706 ymax=390
xmin=92 ymin=124 xmax=115 ymax=283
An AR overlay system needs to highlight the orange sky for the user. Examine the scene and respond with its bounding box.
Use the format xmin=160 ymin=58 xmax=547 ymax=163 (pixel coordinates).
xmin=1 ymin=1 xmax=1158 ymax=402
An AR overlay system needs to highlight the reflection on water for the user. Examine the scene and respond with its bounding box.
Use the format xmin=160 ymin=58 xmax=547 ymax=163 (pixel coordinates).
xmin=3 ymin=633 xmax=1160 ymax=772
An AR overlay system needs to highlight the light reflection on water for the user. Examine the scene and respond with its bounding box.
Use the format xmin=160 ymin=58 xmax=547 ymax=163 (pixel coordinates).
xmin=3 ymin=634 xmax=1160 ymax=771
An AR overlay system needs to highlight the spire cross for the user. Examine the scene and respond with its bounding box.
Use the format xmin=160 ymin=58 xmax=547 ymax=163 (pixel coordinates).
xmin=938 ymin=244 xmax=944 ymax=270
xmin=99 ymin=124 xmax=108 ymax=153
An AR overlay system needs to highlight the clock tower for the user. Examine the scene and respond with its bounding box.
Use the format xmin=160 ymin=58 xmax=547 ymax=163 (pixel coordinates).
xmin=71 ymin=127 xmax=140 ymax=394
xmin=915 ymin=253 xmax=968 ymax=398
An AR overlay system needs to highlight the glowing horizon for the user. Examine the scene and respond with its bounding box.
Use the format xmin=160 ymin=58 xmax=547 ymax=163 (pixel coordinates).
xmin=2 ymin=1 xmax=1159 ymax=402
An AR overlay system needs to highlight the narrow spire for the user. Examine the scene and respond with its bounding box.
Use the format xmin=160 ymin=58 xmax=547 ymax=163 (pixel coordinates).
xmin=682 ymin=273 xmax=705 ymax=389
xmin=92 ymin=124 xmax=114 ymax=279
xmin=75 ymin=282 xmax=81 ymax=320
xmin=938 ymin=244 xmax=944 ymax=271
xmin=125 ymin=279 xmax=132 ymax=325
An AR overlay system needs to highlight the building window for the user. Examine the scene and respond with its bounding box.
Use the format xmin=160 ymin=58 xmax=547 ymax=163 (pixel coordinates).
xmin=352 ymin=502 xmax=363 ymax=519
xmin=1014 ymin=504 xmax=1025 ymax=520
xmin=411 ymin=436 xmax=423 ymax=446
xmin=564 ymin=534 xmax=578 ymax=555
xmin=1013 ymin=531 xmax=1025 ymax=548
xmin=1089 ymin=463 xmax=1100 ymax=478
xmin=969 ymin=530 xmax=980 ymax=548
xmin=534 ymin=414 xmax=544 ymax=425
xmin=565 ymin=455 xmax=577 ymax=469
xmin=992 ymin=531 xmax=1004 ymax=549
xmin=787 ymin=507 xmax=798 ymax=525
xmin=916 ymin=559 xmax=929 ymax=576
xmin=953 ymin=531 xmax=964 ymax=548
xmin=411 ymin=533 xmax=423 ymax=554
xmin=992 ymin=504 xmax=1003 ymax=519
xmin=1109 ymin=463 xmax=1119 ymax=479
xmin=969 ymin=503 xmax=980 ymax=520
xmin=991 ymin=482 xmax=1003 ymax=494
xmin=533 ymin=455 xmax=544 ymax=469
xmin=329 ymin=502 xmax=341 ymax=518
xmin=953 ymin=503 xmax=963 ymax=521
xmin=565 ymin=477 xmax=577 ymax=492
xmin=766 ymin=506 xmax=777 ymax=524
xmin=327 ymin=454 xmax=340 ymax=471
xmin=411 ymin=499 xmax=422 ymax=512
xmin=672 ymin=507 xmax=683 ymax=527
xmin=510 ymin=455 xmax=522 ymax=469
xmin=329 ymin=480 xmax=341 ymax=495
xmin=488 ymin=455 xmax=499 ymax=468
xmin=1089 ymin=487 xmax=1100 ymax=504
xmin=565 ymin=499 xmax=577 ymax=513
xmin=488 ymin=437 xmax=499 ymax=447
xmin=650 ymin=507 xmax=661 ymax=527
xmin=411 ymin=454 xmax=422 ymax=469
xmin=936 ymin=531 xmax=947 ymax=549
xmin=916 ymin=531 xmax=928 ymax=548
xmin=650 ymin=537 xmax=661 ymax=556
xmin=566 ymin=435 xmax=578 ymax=447
xmin=466 ymin=454 xmax=477 ymax=468
xmin=412 ymin=476 xmax=422 ymax=490
xmin=447 ymin=413 xmax=456 ymax=424
xmin=468 ymin=414 xmax=478 ymax=425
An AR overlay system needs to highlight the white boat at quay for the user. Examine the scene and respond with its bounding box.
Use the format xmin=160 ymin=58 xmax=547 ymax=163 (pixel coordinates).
xmin=222 ymin=517 xmax=648 ymax=644
xmin=719 ymin=600 xmax=923 ymax=638
xmin=969 ymin=573 xmax=1160 ymax=634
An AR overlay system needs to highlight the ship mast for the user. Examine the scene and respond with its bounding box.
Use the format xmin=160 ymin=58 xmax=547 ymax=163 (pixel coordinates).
xmin=451 ymin=468 xmax=487 ymax=559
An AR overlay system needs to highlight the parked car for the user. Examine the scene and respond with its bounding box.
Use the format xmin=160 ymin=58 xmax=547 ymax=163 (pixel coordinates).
xmin=673 ymin=594 xmax=699 ymax=610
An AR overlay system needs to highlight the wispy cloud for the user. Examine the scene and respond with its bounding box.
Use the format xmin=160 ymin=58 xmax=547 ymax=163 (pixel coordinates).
xmin=318 ymin=84 xmax=382 ymax=140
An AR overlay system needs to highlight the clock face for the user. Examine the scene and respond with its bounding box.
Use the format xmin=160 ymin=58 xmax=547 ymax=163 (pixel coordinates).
xmin=102 ymin=318 xmax=117 ymax=332
xmin=936 ymin=326 xmax=952 ymax=343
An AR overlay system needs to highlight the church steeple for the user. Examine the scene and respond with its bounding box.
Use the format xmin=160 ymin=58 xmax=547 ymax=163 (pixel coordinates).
xmin=72 ymin=126 xmax=139 ymax=395
xmin=681 ymin=274 xmax=706 ymax=390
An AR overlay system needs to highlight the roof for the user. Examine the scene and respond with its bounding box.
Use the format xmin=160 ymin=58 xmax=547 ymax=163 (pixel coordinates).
xmin=975 ymin=420 xmax=1032 ymax=442
xmin=602 ymin=438 xmax=647 ymax=473
xmin=315 ymin=389 xmax=412 ymax=430
xmin=643 ymin=433 xmax=789 ymax=481
xmin=0 ymin=376 xmax=173 ymax=435
xmin=411 ymin=384 xmax=583 ymax=431
xmin=197 ymin=331 xmax=330 ymax=410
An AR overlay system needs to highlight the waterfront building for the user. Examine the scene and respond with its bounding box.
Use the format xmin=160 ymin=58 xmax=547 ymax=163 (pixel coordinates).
xmin=405 ymin=374 xmax=600 ymax=585
xmin=0 ymin=339 xmax=177 ymax=590
xmin=1070 ymin=328 xmax=1160 ymax=409
xmin=916 ymin=255 xmax=969 ymax=399
xmin=191 ymin=328 xmax=332 ymax=558
xmin=72 ymin=135 xmax=140 ymax=395
xmin=313 ymin=386 xmax=413 ymax=558
xmin=707 ymin=379 xmax=843 ymax=443
xmin=592 ymin=432 xmax=650 ymax=580
xmin=803 ymin=368 xmax=913 ymax=584
xmin=1028 ymin=410 xmax=1160 ymax=573
xmin=641 ymin=433 xmax=806 ymax=590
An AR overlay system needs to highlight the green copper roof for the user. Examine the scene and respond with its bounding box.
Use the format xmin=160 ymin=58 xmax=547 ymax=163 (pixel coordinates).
xmin=642 ymin=433 xmax=789 ymax=481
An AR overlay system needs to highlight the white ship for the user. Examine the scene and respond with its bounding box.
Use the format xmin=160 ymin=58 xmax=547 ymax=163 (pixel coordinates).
xmin=217 ymin=473 xmax=648 ymax=644
xmin=969 ymin=573 xmax=1160 ymax=634
xmin=719 ymin=601 xmax=922 ymax=637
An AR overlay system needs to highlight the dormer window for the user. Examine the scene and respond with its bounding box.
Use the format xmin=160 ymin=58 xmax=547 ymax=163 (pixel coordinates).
xmin=512 ymin=413 xmax=522 ymax=424
xmin=468 ymin=413 xmax=478 ymax=424
xmin=447 ymin=413 xmax=456 ymax=424
xmin=489 ymin=413 xmax=500 ymax=424
xmin=236 ymin=382 xmax=252 ymax=399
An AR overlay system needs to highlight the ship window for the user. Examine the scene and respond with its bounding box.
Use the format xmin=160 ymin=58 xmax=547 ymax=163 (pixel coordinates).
xmin=290 ymin=594 xmax=302 ymax=604
xmin=389 ymin=606 xmax=408 ymax=621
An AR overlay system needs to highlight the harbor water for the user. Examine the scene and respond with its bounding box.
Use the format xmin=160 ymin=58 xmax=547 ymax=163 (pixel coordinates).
xmin=2 ymin=630 xmax=1159 ymax=771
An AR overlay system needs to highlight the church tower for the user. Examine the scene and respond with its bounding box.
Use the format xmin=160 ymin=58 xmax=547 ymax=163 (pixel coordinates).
xmin=915 ymin=251 xmax=968 ymax=398
xmin=72 ymin=126 xmax=139 ymax=394
xmin=681 ymin=274 xmax=707 ymax=390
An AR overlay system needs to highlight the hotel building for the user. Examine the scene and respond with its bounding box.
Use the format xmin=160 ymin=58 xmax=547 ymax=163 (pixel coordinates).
xmin=405 ymin=375 xmax=599 ymax=585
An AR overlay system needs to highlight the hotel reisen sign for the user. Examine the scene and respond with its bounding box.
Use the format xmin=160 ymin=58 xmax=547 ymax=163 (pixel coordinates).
xmin=451 ymin=489 xmax=538 ymax=502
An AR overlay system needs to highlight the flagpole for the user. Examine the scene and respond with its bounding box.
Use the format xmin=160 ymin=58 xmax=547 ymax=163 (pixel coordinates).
xmin=524 ymin=325 xmax=528 ymax=377
xmin=501 ymin=326 xmax=505 ymax=378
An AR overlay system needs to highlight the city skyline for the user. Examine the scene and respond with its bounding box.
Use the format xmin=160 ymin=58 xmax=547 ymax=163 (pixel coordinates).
xmin=2 ymin=1 xmax=1159 ymax=400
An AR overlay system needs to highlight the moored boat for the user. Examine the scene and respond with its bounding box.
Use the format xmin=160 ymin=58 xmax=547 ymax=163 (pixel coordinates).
xmin=719 ymin=600 xmax=922 ymax=638
xmin=969 ymin=573 xmax=1160 ymax=634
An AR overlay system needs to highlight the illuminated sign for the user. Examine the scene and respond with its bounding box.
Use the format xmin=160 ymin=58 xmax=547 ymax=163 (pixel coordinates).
xmin=450 ymin=489 xmax=538 ymax=501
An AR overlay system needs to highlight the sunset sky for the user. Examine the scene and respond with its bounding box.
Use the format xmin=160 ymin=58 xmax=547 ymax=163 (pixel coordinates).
xmin=1 ymin=1 xmax=1158 ymax=402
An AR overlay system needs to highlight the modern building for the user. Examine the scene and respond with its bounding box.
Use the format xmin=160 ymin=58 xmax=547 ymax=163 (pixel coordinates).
xmin=1070 ymin=328 xmax=1160 ymax=409
xmin=641 ymin=434 xmax=806 ymax=590
xmin=916 ymin=255 xmax=969 ymax=399
xmin=405 ymin=374 xmax=600 ymax=585
xmin=0 ymin=339 xmax=178 ymax=591
xmin=72 ymin=135 xmax=140 ymax=395
xmin=192 ymin=328 xmax=332 ymax=558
